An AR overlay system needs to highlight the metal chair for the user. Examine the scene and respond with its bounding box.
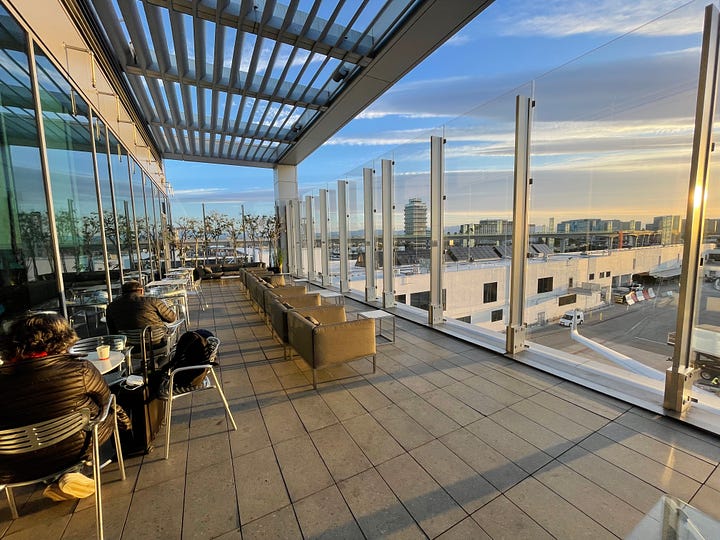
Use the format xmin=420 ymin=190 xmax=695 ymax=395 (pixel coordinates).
xmin=186 ymin=276 xmax=208 ymax=311
xmin=159 ymin=337 xmax=237 ymax=459
xmin=0 ymin=394 xmax=126 ymax=540
xmin=120 ymin=321 xmax=185 ymax=374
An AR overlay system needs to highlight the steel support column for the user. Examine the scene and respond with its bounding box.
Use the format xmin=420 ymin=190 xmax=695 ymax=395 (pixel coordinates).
xmin=320 ymin=189 xmax=330 ymax=286
xmin=305 ymin=195 xmax=315 ymax=281
xmin=506 ymin=95 xmax=533 ymax=355
xmin=338 ymin=180 xmax=350 ymax=293
xmin=382 ymin=159 xmax=395 ymax=308
xmin=363 ymin=167 xmax=377 ymax=301
xmin=429 ymin=136 xmax=445 ymax=325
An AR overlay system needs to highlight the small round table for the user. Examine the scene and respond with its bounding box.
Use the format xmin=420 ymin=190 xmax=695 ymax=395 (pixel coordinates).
xmin=83 ymin=350 xmax=125 ymax=375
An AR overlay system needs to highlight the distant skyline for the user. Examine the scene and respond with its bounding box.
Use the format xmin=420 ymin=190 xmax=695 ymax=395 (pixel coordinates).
xmin=166 ymin=0 xmax=712 ymax=227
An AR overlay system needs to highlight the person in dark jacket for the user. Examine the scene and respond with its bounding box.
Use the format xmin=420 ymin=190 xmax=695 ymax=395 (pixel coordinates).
xmin=0 ymin=313 xmax=114 ymax=500
xmin=106 ymin=281 xmax=176 ymax=344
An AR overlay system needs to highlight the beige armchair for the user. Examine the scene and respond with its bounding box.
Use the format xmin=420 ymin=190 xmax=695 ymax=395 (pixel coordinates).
xmin=288 ymin=305 xmax=376 ymax=389
xmin=260 ymin=284 xmax=307 ymax=316
xmin=267 ymin=293 xmax=322 ymax=358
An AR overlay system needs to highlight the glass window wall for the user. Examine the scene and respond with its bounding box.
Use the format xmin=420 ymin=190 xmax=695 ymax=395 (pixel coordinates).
xmin=0 ymin=7 xmax=56 ymax=323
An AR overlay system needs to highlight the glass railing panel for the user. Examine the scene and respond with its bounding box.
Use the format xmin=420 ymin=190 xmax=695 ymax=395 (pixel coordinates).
xmin=443 ymin=87 xmax=529 ymax=331
xmin=311 ymin=189 xmax=321 ymax=282
xmin=326 ymin=184 xmax=340 ymax=288
xmin=691 ymin=55 xmax=720 ymax=395
xmin=526 ymin=1 xmax=705 ymax=391
xmin=388 ymin=133 xmax=436 ymax=313
xmin=373 ymin=158 xmax=386 ymax=298
xmin=346 ymin=167 xmax=367 ymax=296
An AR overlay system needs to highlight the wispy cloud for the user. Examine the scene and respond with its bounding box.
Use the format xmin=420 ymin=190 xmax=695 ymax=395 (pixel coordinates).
xmin=492 ymin=0 xmax=703 ymax=38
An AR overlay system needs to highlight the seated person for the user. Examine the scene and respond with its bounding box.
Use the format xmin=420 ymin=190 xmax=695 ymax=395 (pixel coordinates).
xmin=0 ymin=313 xmax=117 ymax=501
xmin=106 ymin=281 xmax=177 ymax=346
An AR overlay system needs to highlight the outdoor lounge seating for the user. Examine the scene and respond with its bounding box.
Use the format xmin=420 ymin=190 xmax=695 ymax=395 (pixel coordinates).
xmin=267 ymin=293 xmax=322 ymax=358
xmin=287 ymin=305 xmax=376 ymax=389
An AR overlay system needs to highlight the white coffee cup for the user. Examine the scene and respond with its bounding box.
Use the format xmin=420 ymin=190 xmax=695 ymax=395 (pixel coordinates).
xmin=96 ymin=345 xmax=110 ymax=360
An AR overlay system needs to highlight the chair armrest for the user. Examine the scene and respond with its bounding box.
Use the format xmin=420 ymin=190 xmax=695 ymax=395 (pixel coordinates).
xmin=88 ymin=393 xmax=115 ymax=428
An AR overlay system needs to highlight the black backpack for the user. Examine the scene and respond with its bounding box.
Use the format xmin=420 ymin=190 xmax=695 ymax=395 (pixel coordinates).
xmin=165 ymin=329 xmax=214 ymax=389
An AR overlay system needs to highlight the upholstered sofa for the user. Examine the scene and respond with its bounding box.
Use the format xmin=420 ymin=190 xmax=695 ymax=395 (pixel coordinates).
xmin=287 ymin=305 xmax=376 ymax=389
xmin=267 ymin=293 xmax=322 ymax=357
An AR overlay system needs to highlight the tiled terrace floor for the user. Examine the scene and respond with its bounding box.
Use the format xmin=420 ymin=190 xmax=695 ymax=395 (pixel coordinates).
xmin=1 ymin=278 xmax=720 ymax=539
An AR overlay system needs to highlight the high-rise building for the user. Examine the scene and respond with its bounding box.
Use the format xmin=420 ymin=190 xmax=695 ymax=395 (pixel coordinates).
xmin=404 ymin=198 xmax=428 ymax=236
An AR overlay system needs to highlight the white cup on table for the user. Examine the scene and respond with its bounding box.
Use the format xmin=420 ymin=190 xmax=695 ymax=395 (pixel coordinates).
xmin=96 ymin=345 xmax=110 ymax=360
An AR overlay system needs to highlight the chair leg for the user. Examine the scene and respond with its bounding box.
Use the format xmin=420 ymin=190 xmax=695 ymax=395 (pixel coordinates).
xmin=372 ymin=355 xmax=376 ymax=374
xmin=209 ymin=368 xmax=237 ymax=431
xmin=5 ymin=487 xmax=18 ymax=520
xmin=164 ymin=392 xmax=174 ymax=460
xmin=91 ymin=426 xmax=104 ymax=540
xmin=112 ymin=403 xmax=126 ymax=481
xmin=312 ymin=368 xmax=317 ymax=390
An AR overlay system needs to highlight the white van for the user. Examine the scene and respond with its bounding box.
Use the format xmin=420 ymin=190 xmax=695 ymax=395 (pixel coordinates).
xmin=559 ymin=310 xmax=584 ymax=327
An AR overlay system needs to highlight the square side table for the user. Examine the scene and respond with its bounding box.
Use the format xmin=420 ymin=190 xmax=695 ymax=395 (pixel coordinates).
xmin=357 ymin=310 xmax=395 ymax=343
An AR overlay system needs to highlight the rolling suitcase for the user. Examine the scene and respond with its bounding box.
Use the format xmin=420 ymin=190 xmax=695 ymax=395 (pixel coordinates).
xmin=114 ymin=372 xmax=165 ymax=455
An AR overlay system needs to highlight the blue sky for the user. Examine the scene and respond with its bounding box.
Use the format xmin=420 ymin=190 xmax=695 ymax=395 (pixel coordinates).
xmin=166 ymin=0 xmax=710 ymax=227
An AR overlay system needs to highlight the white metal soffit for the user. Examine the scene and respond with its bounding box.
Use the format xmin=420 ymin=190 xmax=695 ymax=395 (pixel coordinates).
xmin=75 ymin=0 xmax=493 ymax=168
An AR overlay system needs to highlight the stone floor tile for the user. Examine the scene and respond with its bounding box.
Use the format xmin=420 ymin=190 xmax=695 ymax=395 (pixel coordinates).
xmin=343 ymin=379 xmax=393 ymax=411
xmin=440 ymin=428 xmax=528 ymax=492
xmin=619 ymin=409 xmax=720 ymax=459
xmin=534 ymin=461 xmax=646 ymax=538
xmin=443 ymin=381 xmax=505 ymax=416
xmin=598 ymin=421 xmax=716 ymax=482
xmin=317 ymin=385 xmax=368 ymax=421
xmin=526 ymin=391 xmax=611 ymax=431
xmin=407 ymin=362 xmax=456 ymax=388
xmin=464 ymin=417 xmax=553 ymax=474
xmin=689 ymin=485 xmax=720 ymax=521
xmin=233 ymin=446 xmax=290 ymax=523
xmin=422 ymin=388 xmax=484 ymax=426
xmin=395 ymin=395 xmax=460 ymax=437
xmin=471 ymin=495 xmax=553 ymax=540
xmin=274 ymin=434 xmax=334 ymax=502
xmin=241 ymin=505 xmax=302 ymax=539
xmin=342 ymin=413 xmax=406 ymax=465
xmin=371 ymin=404 xmax=435 ymax=451
xmin=123 ymin=476 xmax=185 ymax=539
xmin=289 ymin=390 xmax=339 ymax=432
xmin=410 ymin=440 xmax=498 ymax=514
xmin=293 ymin=485 xmax=364 ymax=540
xmin=505 ymin=477 xmax=616 ymax=540
xmin=435 ymin=516 xmax=491 ymax=539
xmin=228 ymin=405 xmax=272 ymax=457
xmin=338 ymin=468 xmax=424 ymax=539
xmin=376 ymin=453 xmax=467 ymax=538
xmin=310 ymin=424 xmax=373 ymax=482
xmin=488 ymin=408 xmax=574 ymax=458
xmin=260 ymin=398 xmax=308 ymax=445
xmin=558 ymin=445 xmax=664 ymax=514
xmin=463 ymin=375 xmax=526 ymax=406
xmin=182 ymin=459 xmax=240 ymax=539
xmin=391 ymin=367 xmax=442 ymax=395
xmin=510 ymin=398 xmax=595 ymax=442
xmin=580 ymin=433 xmax=701 ymax=503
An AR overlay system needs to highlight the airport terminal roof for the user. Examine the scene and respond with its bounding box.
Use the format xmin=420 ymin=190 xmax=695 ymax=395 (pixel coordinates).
xmin=68 ymin=0 xmax=494 ymax=168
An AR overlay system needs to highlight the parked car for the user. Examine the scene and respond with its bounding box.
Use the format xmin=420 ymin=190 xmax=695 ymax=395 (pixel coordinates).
xmin=559 ymin=310 xmax=584 ymax=327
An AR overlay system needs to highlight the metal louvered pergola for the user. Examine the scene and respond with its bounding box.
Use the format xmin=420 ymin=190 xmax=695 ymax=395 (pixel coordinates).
xmin=65 ymin=0 xmax=494 ymax=169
